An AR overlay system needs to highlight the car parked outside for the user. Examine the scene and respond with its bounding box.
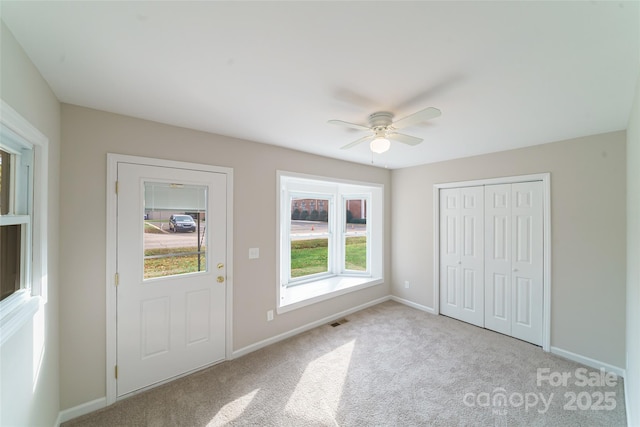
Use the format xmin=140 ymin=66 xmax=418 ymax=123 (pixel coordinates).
xmin=169 ymin=214 xmax=196 ymax=233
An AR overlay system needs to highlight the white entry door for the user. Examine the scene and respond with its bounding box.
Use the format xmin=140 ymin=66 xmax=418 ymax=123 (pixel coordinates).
xmin=484 ymin=182 xmax=543 ymax=345
xmin=439 ymin=186 xmax=484 ymax=327
xmin=116 ymin=162 xmax=227 ymax=397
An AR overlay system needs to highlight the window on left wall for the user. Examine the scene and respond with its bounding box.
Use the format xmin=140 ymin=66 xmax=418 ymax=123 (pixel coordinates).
xmin=0 ymin=100 xmax=48 ymax=347
xmin=0 ymin=144 xmax=33 ymax=301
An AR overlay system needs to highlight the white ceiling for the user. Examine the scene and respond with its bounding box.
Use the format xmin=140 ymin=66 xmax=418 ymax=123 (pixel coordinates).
xmin=1 ymin=1 xmax=638 ymax=169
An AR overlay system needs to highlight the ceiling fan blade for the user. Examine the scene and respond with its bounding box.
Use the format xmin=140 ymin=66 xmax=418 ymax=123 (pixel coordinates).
xmin=388 ymin=132 xmax=423 ymax=146
xmin=392 ymin=107 xmax=441 ymax=130
xmin=328 ymin=119 xmax=371 ymax=131
xmin=341 ymin=134 xmax=374 ymax=150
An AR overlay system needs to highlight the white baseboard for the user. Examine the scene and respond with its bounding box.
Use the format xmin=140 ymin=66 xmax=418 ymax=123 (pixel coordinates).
xmin=550 ymin=346 xmax=626 ymax=378
xmin=232 ymin=296 xmax=391 ymax=359
xmin=57 ymin=397 xmax=107 ymax=425
xmin=390 ymin=295 xmax=436 ymax=314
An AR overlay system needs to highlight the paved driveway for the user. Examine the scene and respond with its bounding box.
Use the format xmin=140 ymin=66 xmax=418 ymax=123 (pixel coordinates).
xmin=144 ymin=222 xmax=205 ymax=250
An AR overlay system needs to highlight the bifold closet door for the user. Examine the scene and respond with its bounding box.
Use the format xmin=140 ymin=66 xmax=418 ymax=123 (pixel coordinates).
xmin=439 ymin=186 xmax=484 ymax=327
xmin=484 ymin=182 xmax=543 ymax=345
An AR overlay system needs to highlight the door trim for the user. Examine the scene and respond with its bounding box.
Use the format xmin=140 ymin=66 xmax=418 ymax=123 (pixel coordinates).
xmin=105 ymin=153 xmax=234 ymax=405
xmin=433 ymin=173 xmax=551 ymax=352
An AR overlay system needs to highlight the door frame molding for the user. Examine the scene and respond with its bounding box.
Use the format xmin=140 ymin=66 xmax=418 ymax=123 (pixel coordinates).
xmin=105 ymin=153 xmax=234 ymax=405
xmin=433 ymin=173 xmax=551 ymax=352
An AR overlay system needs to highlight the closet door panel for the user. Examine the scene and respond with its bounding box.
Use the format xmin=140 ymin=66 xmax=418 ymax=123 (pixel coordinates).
xmin=439 ymin=187 xmax=484 ymax=327
xmin=510 ymin=182 xmax=543 ymax=345
xmin=457 ymin=186 xmax=484 ymax=327
xmin=439 ymin=189 xmax=461 ymax=319
xmin=484 ymin=184 xmax=512 ymax=335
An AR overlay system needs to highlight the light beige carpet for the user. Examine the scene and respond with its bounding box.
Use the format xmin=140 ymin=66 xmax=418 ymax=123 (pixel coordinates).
xmin=64 ymin=301 xmax=626 ymax=426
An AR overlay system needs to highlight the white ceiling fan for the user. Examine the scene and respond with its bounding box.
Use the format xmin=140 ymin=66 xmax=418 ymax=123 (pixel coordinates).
xmin=329 ymin=107 xmax=441 ymax=153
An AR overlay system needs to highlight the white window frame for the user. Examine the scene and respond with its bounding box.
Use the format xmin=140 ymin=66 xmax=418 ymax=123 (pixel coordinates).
xmin=342 ymin=194 xmax=371 ymax=275
xmin=285 ymin=191 xmax=335 ymax=285
xmin=0 ymin=100 xmax=49 ymax=346
xmin=1 ymin=133 xmax=34 ymax=290
xmin=277 ymin=171 xmax=383 ymax=313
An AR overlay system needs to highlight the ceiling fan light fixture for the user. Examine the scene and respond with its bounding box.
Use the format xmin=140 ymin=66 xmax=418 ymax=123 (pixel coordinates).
xmin=332 ymin=106 xmax=440 ymax=152
xmin=370 ymin=137 xmax=391 ymax=154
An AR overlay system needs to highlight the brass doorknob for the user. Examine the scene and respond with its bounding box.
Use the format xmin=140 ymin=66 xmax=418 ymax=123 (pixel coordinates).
xmin=217 ymin=263 xmax=224 ymax=269
xmin=217 ymin=276 xmax=225 ymax=283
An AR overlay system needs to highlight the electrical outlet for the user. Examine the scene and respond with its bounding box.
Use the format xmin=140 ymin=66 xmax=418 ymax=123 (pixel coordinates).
xmin=267 ymin=310 xmax=274 ymax=321
xmin=404 ymin=281 xmax=410 ymax=289
xmin=249 ymin=248 xmax=260 ymax=259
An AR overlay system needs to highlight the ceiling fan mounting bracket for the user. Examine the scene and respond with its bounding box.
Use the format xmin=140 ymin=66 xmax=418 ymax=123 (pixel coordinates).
xmin=367 ymin=111 xmax=394 ymax=128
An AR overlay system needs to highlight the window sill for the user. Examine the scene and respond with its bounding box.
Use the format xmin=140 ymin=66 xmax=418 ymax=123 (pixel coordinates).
xmin=0 ymin=291 xmax=42 ymax=346
xmin=278 ymin=275 xmax=383 ymax=314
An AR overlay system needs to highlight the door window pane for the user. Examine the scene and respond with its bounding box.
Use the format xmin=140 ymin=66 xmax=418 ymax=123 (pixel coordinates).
xmin=143 ymin=182 xmax=207 ymax=279
xmin=345 ymin=199 xmax=367 ymax=271
xmin=290 ymin=197 xmax=329 ymax=279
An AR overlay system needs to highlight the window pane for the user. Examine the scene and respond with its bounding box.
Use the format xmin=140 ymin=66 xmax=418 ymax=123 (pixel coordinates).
xmin=0 ymin=225 xmax=21 ymax=301
xmin=143 ymin=250 xmax=207 ymax=279
xmin=143 ymin=182 xmax=207 ymax=279
xmin=290 ymin=197 xmax=329 ymax=279
xmin=345 ymin=199 xmax=367 ymax=271
xmin=0 ymin=150 xmax=10 ymax=215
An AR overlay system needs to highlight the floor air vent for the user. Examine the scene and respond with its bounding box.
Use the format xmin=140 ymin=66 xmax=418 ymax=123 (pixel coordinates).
xmin=330 ymin=318 xmax=349 ymax=327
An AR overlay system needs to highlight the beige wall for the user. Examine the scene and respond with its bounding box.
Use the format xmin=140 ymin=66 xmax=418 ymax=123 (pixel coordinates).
xmin=59 ymin=104 xmax=391 ymax=409
xmin=626 ymin=72 xmax=640 ymax=425
xmin=0 ymin=22 xmax=61 ymax=426
xmin=391 ymin=131 xmax=627 ymax=369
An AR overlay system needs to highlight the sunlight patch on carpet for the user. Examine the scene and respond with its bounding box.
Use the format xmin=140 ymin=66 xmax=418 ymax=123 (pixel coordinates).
xmin=285 ymin=340 xmax=355 ymax=423
xmin=207 ymin=388 xmax=259 ymax=426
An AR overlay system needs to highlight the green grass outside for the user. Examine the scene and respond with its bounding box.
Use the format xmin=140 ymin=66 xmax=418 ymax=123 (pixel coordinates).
xmin=144 ymin=223 xmax=165 ymax=234
xmin=345 ymin=236 xmax=367 ymax=272
xmin=144 ymin=246 xmax=206 ymax=279
xmin=290 ymin=236 xmax=366 ymax=278
xmin=142 ymin=237 xmax=366 ymax=280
